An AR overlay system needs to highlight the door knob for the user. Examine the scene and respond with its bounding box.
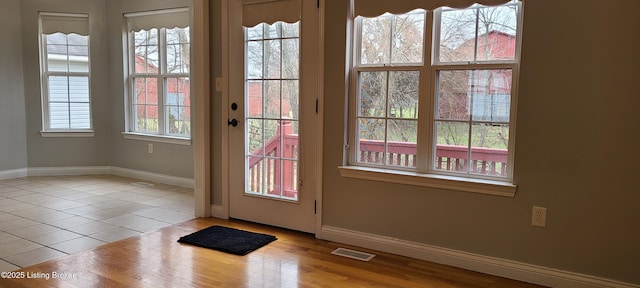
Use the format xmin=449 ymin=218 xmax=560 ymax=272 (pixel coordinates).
xmin=228 ymin=118 xmax=239 ymax=127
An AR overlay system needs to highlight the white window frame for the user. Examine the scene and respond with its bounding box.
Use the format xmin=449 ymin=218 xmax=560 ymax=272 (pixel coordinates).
xmin=124 ymin=8 xmax=192 ymax=144
xmin=340 ymin=1 xmax=523 ymax=197
xmin=39 ymin=12 xmax=94 ymax=137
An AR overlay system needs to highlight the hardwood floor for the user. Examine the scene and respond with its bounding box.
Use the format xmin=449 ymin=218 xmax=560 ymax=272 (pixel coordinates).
xmin=0 ymin=218 xmax=545 ymax=288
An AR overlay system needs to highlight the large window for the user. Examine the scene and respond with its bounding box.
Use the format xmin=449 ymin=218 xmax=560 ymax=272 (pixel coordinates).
xmin=125 ymin=8 xmax=191 ymax=139
xmin=349 ymin=1 xmax=522 ymax=184
xmin=39 ymin=13 xmax=92 ymax=133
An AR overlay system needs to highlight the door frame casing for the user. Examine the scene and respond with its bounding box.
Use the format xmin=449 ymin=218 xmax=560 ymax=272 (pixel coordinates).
xmin=193 ymin=0 xmax=211 ymax=218
xmin=201 ymin=0 xmax=323 ymax=236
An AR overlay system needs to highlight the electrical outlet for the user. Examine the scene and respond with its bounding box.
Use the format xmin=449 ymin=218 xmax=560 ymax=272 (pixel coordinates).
xmin=148 ymin=143 xmax=153 ymax=154
xmin=532 ymin=206 xmax=547 ymax=227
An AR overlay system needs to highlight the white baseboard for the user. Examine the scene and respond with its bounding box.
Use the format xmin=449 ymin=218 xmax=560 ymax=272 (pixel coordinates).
xmin=1 ymin=166 xmax=193 ymax=189
xmin=321 ymin=226 xmax=639 ymax=288
xmin=210 ymin=204 xmax=227 ymax=219
xmin=0 ymin=168 xmax=28 ymax=180
xmin=28 ymin=166 xmax=111 ymax=176
xmin=110 ymin=167 xmax=194 ymax=188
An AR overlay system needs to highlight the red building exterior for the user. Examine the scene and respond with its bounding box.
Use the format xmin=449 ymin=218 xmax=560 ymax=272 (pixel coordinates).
xmin=134 ymin=55 xmax=191 ymax=120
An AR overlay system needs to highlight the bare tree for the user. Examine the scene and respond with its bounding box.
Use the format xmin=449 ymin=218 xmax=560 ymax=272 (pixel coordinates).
xmin=437 ymin=4 xmax=516 ymax=149
xmin=354 ymin=3 xmax=517 ymax=167
xmin=358 ymin=12 xmax=423 ymax=145
xmin=166 ymin=27 xmax=190 ymax=73
xmin=246 ymin=22 xmax=301 ymax=152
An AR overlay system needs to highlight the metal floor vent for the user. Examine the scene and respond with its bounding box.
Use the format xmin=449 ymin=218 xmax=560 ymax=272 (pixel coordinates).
xmin=131 ymin=182 xmax=154 ymax=188
xmin=331 ymin=248 xmax=375 ymax=261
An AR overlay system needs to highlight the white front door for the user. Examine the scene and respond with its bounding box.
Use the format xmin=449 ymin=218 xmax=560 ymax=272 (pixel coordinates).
xmin=227 ymin=0 xmax=317 ymax=233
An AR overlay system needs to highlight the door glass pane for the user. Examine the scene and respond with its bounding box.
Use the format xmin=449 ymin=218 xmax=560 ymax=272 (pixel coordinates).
xmin=247 ymin=41 xmax=263 ymax=79
xmin=247 ymin=119 xmax=264 ymax=155
xmin=264 ymin=40 xmax=281 ymax=79
xmin=282 ymin=39 xmax=299 ymax=79
xmin=284 ymin=120 xmax=299 ymax=160
xmin=282 ymin=22 xmax=299 ymax=37
xmin=244 ymin=22 xmax=300 ymax=201
xmin=247 ymin=80 xmax=263 ymax=118
xmin=282 ymin=80 xmax=298 ymax=119
xmin=264 ymin=80 xmax=281 ymax=118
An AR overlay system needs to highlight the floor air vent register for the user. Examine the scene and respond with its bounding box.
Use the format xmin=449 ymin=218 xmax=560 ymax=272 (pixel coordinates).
xmin=331 ymin=247 xmax=376 ymax=261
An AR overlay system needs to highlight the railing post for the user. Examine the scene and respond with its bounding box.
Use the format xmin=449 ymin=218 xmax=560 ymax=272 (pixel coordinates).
xmin=356 ymin=140 xmax=508 ymax=176
xmin=281 ymin=120 xmax=293 ymax=196
xmin=268 ymin=121 xmax=284 ymax=196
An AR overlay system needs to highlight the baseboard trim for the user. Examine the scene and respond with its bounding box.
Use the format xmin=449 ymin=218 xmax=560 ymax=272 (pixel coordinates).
xmin=321 ymin=225 xmax=639 ymax=288
xmin=1 ymin=166 xmax=194 ymax=189
xmin=110 ymin=167 xmax=194 ymax=188
xmin=0 ymin=168 xmax=28 ymax=180
xmin=28 ymin=166 xmax=111 ymax=176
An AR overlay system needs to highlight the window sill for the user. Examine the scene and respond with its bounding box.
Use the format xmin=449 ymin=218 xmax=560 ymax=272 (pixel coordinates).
xmin=338 ymin=166 xmax=516 ymax=197
xmin=41 ymin=130 xmax=95 ymax=138
xmin=122 ymin=132 xmax=191 ymax=145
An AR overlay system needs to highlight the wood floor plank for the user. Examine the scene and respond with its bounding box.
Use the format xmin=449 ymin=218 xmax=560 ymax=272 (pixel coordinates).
xmin=0 ymin=218 xmax=546 ymax=288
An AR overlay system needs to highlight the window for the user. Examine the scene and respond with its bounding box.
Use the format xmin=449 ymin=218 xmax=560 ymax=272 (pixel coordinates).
xmin=245 ymin=21 xmax=301 ymax=200
xmin=39 ymin=13 xmax=92 ymax=134
xmin=125 ymin=8 xmax=191 ymax=140
xmin=346 ymin=0 xmax=522 ymax=190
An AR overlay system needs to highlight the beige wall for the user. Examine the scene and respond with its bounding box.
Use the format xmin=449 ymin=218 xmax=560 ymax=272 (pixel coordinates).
xmin=5 ymin=0 xmax=639 ymax=284
xmin=210 ymin=0 xmax=224 ymax=205
xmin=106 ymin=0 xmax=194 ymax=179
xmin=20 ymin=0 xmax=112 ymax=168
xmin=0 ymin=0 xmax=28 ymax=172
xmin=321 ymin=0 xmax=640 ymax=284
xmin=0 ymin=0 xmax=194 ymax=178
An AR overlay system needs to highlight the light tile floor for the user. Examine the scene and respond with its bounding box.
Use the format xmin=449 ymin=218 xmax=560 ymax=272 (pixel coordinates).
xmin=0 ymin=175 xmax=194 ymax=271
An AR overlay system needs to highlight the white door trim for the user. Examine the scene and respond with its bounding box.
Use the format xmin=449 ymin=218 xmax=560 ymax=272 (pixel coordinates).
xmin=193 ymin=0 xmax=212 ymax=218
xmin=220 ymin=0 xmax=231 ymax=219
xmin=314 ymin=0 xmax=325 ymax=239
